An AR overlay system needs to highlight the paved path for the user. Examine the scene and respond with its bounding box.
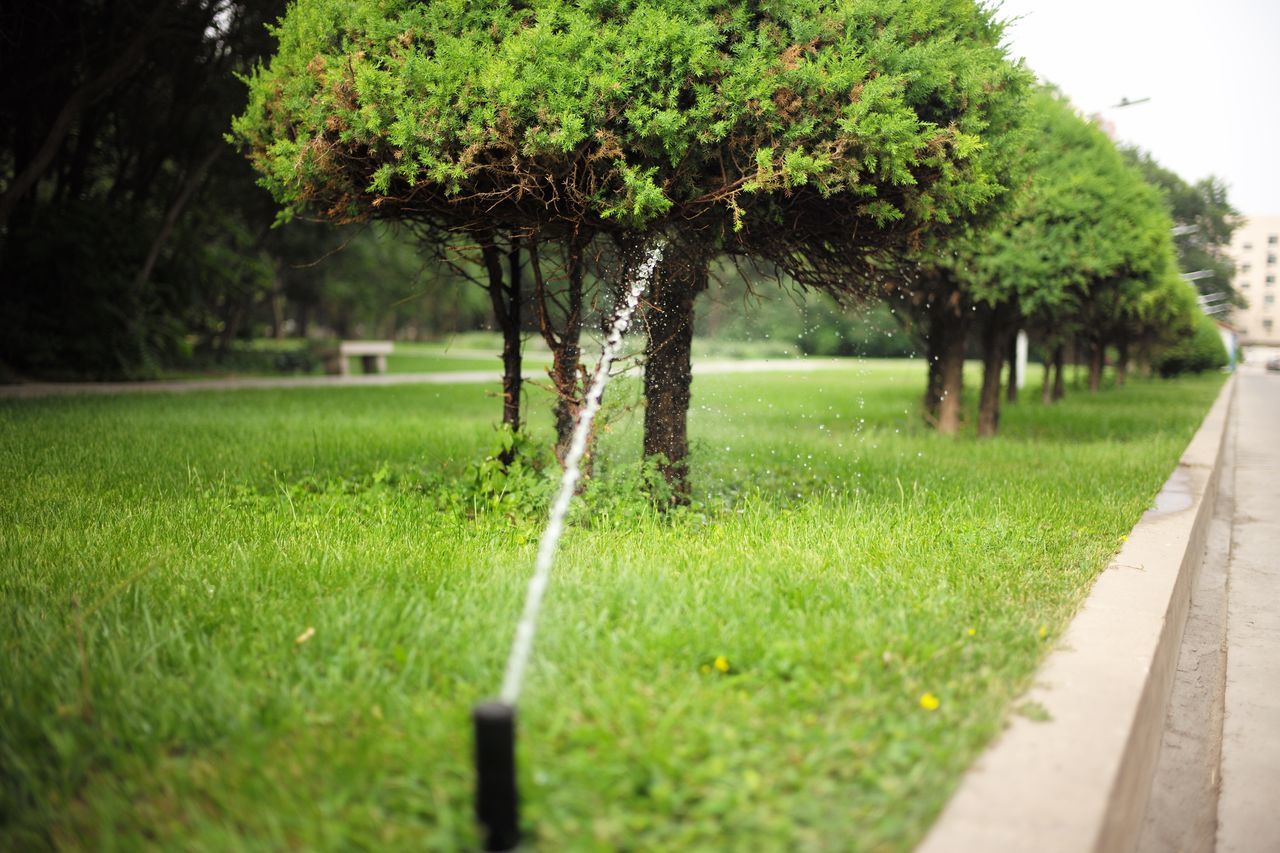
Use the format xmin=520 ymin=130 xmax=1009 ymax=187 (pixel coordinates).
xmin=1217 ymin=366 xmax=1280 ymax=852
xmin=1139 ymin=364 xmax=1280 ymax=852
xmin=0 ymin=358 xmax=853 ymax=399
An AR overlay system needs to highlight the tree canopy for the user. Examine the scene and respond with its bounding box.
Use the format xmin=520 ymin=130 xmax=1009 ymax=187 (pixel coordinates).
xmin=234 ymin=0 xmax=1029 ymax=284
xmin=892 ymin=87 xmax=1202 ymax=435
xmin=1123 ymin=147 xmax=1240 ymax=308
xmin=968 ymin=89 xmax=1174 ymax=325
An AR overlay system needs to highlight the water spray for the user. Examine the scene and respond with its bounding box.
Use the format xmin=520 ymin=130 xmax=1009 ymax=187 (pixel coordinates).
xmin=473 ymin=242 xmax=665 ymax=851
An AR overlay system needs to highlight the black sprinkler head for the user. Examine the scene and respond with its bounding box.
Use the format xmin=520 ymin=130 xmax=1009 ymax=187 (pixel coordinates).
xmin=473 ymin=701 xmax=520 ymax=851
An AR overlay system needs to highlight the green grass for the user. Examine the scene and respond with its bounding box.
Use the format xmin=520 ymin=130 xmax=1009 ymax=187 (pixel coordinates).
xmin=0 ymin=361 xmax=1224 ymax=850
xmin=152 ymin=338 xmax=552 ymax=379
xmin=385 ymin=341 xmax=551 ymax=375
xmin=150 ymin=334 xmax=812 ymax=382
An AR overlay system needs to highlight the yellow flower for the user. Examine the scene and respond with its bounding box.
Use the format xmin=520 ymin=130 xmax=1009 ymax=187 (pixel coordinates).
xmin=966 ymin=627 xmax=976 ymax=637
xmin=919 ymin=692 xmax=940 ymax=711
xmin=1038 ymin=625 xmax=1048 ymax=639
xmin=714 ymin=655 xmax=730 ymax=673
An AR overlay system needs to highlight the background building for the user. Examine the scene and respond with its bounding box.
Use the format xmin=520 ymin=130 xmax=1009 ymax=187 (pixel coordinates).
xmin=1229 ymin=214 xmax=1280 ymax=346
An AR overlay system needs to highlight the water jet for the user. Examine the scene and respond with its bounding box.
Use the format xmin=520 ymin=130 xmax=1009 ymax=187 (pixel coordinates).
xmin=472 ymin=242 xmax=665 ymax=851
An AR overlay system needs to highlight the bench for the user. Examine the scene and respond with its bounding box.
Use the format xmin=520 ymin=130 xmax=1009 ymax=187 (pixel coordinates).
xmin=323 ymin=340 xmax=394 ymax=376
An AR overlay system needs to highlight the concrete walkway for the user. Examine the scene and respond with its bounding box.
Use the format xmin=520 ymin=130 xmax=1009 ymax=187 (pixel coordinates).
xmin=1139 ymin=363 xmax=1280 ymax=852
xmin=0 ymin=358 xmax=852 ymax=399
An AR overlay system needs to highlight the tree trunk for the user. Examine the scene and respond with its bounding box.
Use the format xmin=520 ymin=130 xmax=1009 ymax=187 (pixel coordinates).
xmin=332 ymin=310 xmax=352 ymax=340
xmin=1041 ymin=356 xmax=1053 ymax=404
xmin=503 ymin=240 xmax=523 ymax=431
xmin=923 ymin=346 xmax=944 ymax=425
xmin=1052 ymin=344 xmax=1066 ymax=402
xmin=134 ymin=147 xmax=221 ymax=294
xmin=215 ymin=298 xmax=248 ymax=362
xmin=270 ymin=275 xmax=286 ymax=340
xmin=1137 ymin=339 xmax=1153 ymax=378
xmin=480 ymin=234 xmax=522 ymax=448
xmin=1115 ymin=335 xmax=1130 ymax=386
xmin=978 ymin=312 xmax=1011 ymax=438
xmin=530 ymin=237 xmax=586 ymax=467
xmin=553 ymin=248 xmax=585 ymax=466
xmin=1006 ymin=329 xmax=1019 ymax=403
xmin=60 ymin=105 xmax=104 ymax=202
xmin=643 ymin=260 xmax=706 ymax=504
xmin=1087 ymin=340 xmax=1104 ymax=393
xmin=921 ymin=298 xmax=968 ymax=433
xmin=936 ymin=315 xmax=968 ymax=435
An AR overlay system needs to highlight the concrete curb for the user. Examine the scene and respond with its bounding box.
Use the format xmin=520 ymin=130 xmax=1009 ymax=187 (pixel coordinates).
xmin=918 ymin=375 xmax=1237 ymax=853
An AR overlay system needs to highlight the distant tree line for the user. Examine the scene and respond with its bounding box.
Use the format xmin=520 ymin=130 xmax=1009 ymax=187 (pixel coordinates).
xmin=0 ymin=1 xmax=492 ymax=379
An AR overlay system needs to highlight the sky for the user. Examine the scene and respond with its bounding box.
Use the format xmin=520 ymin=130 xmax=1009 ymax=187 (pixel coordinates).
xmin=994 ymin=0 xmax=1280 ymax=216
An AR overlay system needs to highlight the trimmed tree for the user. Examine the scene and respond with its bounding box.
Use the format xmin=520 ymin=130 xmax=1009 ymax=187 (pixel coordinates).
xmin=983 ymin=90 xmax=1179 ymax=413
xmin=904 ymin=88 xmax=1183 ymax=436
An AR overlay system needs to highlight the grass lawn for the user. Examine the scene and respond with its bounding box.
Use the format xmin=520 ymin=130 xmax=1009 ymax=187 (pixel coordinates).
xmin=385 ymin=341 xmax=551 ymax=376
xmin=150 ymin=336 xmax=797 ymax=382
xmin=0 ymin=361 xmax=1223 ymax=850
xmin=154 ymin=338 xmax=551 ymax=379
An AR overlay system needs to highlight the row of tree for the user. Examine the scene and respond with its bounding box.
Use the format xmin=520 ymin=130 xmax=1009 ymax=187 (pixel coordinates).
xmin=232 ymin=0 xmax=1028 ymax=498
xmin=1 ymin=2 xmax=1233 ymax=499
xmin=233 ymin=0 xmax=1235 ymax=501
xmin=0 ymin=0 xmax=889 ymax=380
xmin=895 ymin=87 xmax=1229 ymax=438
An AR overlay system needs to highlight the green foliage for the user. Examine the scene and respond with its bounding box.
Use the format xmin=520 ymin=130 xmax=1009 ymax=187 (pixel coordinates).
xmin=1 ymin=202 xmax=178 ymax=379
xmin=1153 ymin=311 xmax=1228 ymax=377
xmin=452 ymin=425 xmax=681 ymax=523
xmin=460 ymin=425 xmax=556 ymax=516
xmin=1123 ymin=147 xmax=1241 ymax=306
xmin=1127 ymin=271 xmax=1200 ymax=361
xmin=969 ymin=88 xmax=1178 ymax=326
xmin=296 ymin=223 xmax=494 ymax=338
xmin=0 ymin=2 xmax=506 ymax=380
xmin=797 ymin=301 xmax=918 ymax=358
xmin=695 ymin=260 xmax=917 ymax=357
xmin=897 ymin=86 xmax=1204 ymax=386
xmin=233 ymin=0 xmax=1030 ymax=248
xmin=575 ymin=454 xmax=678 ymax=526
xmin=0 ymin=2 xmax=293 ymax=379
xmin=158 ymin=341 xmax=320 ymax=378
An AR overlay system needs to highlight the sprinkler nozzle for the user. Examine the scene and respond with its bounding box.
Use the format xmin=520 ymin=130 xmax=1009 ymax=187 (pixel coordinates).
xmin=473 ymin=701 xmax=520 ymax=851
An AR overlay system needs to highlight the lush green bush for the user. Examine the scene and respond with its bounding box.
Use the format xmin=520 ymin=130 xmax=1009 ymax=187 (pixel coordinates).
xmin=160 ymin=340 xmax=324 ymax=377
xmin=1154 ymin=312 xmax=1227 ymax=376
xmin=695 ymin=264 xmax=917 ymax=359
xmin=234 ymin=0 xmax=1029 ymax=254
xmin=798 ymin=302 xmax=919 ymax=358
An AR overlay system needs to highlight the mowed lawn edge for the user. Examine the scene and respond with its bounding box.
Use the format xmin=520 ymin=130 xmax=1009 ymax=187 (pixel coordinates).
xmin=0 ymin=361 xmax=1225 ymax=850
